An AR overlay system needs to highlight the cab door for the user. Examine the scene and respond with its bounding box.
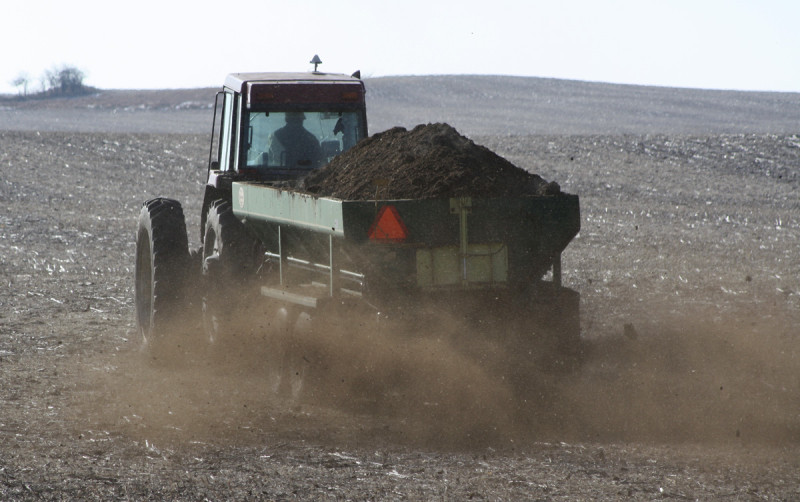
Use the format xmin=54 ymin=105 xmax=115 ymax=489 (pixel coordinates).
xmin=217 ymin=91 xmax=241 ymax=172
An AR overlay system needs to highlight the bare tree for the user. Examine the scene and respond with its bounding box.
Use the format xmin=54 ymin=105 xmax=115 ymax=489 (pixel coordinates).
xmin=11 ymin=72 xmax=30 ymax=96
xmin=42 ymin=64 xmax=87 ymax=95
xmin=43 ymin=68 xmax=60 ymax=94
xmin=58 ymin=66 xmax=85 ymax=94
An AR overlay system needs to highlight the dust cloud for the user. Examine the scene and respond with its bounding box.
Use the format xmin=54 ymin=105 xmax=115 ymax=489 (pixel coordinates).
xmin=551 ymin=311 xmax=799 ymax=446
xmin=75 ymin=298 xmax=799 ymax=452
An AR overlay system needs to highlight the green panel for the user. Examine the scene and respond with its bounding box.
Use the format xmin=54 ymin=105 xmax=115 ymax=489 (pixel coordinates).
xmin=232 ymin=182 xmax=345 ymax=236
xmin=416 ymin=243 xmax=508 ymax=288
xmin=466 ymin=243 xmax=508 ymax=283
xmin=416 ymin=246 xmax=458 ymax=286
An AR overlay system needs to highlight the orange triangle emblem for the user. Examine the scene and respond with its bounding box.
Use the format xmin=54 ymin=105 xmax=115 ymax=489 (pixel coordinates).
xmin=368 ymin=205 xmax=408 ymax=242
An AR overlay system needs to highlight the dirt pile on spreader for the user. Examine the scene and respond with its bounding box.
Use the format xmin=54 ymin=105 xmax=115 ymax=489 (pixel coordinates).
xmin=303 ymin=123 xmax=560 ymax=200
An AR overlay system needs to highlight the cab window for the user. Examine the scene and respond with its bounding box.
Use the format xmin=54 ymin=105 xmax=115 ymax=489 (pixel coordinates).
xmin=245 ymin=111 xmax=364 ymax=170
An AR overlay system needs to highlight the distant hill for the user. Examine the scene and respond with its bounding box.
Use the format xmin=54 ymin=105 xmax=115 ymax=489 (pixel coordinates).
xmin=1 ymin=75 xmax=798 ymax=135
xmin=366 ymin=75 xmax=800 ymax=135
xmin=0 ymin=87 xmax=215 ymax=111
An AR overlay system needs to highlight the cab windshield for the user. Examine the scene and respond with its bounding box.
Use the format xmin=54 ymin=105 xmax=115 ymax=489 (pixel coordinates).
xmin=245 ymin=111 xmax=364 ymax=171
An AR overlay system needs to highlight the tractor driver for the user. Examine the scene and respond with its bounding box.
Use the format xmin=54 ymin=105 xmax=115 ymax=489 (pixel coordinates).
xmin=268 ymin=112 xmax=323 ymax=168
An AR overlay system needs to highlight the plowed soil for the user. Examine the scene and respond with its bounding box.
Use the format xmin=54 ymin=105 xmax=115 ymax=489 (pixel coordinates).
xmin=1 ymin=85 xmax=799 ymax=500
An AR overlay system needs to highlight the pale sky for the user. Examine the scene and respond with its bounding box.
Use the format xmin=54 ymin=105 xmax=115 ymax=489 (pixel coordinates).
xmin=2 ymin=0 xmax=798 ymax=94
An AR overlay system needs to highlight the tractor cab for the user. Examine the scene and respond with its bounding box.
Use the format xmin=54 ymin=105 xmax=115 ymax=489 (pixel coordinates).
xmin=207 ymin=67 xmax=367 ymax=185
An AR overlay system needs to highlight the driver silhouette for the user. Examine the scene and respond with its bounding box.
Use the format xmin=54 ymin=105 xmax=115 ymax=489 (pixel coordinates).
xmin=269 ymin=112 xmax=323 ymax=168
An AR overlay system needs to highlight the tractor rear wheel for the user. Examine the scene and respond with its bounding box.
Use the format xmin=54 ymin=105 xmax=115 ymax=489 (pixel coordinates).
xmin=201 ymin=200 xmax=255 ymax=345
xmin=135 ymin=198 xmax=191 ymax=354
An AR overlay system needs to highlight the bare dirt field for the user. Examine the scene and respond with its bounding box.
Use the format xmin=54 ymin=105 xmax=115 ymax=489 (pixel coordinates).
xmin=1 ymin=77 xmax=799 ymax=500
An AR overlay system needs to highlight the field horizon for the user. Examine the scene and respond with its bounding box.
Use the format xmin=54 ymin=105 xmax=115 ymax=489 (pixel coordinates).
xmin=2 ymin=74 xmax=798 ymax=135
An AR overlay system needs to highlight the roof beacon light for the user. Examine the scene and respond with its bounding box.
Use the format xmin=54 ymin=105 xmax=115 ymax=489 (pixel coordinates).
xmin=310 ymin=55 xmax=322 ymax=72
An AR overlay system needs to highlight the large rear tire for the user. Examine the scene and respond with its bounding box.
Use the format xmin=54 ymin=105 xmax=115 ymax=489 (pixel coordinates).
xmin=135 ymin=198 xmax=191 ymax=354
xmin=201 ymin=200 xmax=256 ymax=345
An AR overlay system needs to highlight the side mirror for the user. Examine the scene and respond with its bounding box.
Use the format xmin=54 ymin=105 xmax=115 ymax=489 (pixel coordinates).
xmin=210 ymin=160 xmax=220 ymax=171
